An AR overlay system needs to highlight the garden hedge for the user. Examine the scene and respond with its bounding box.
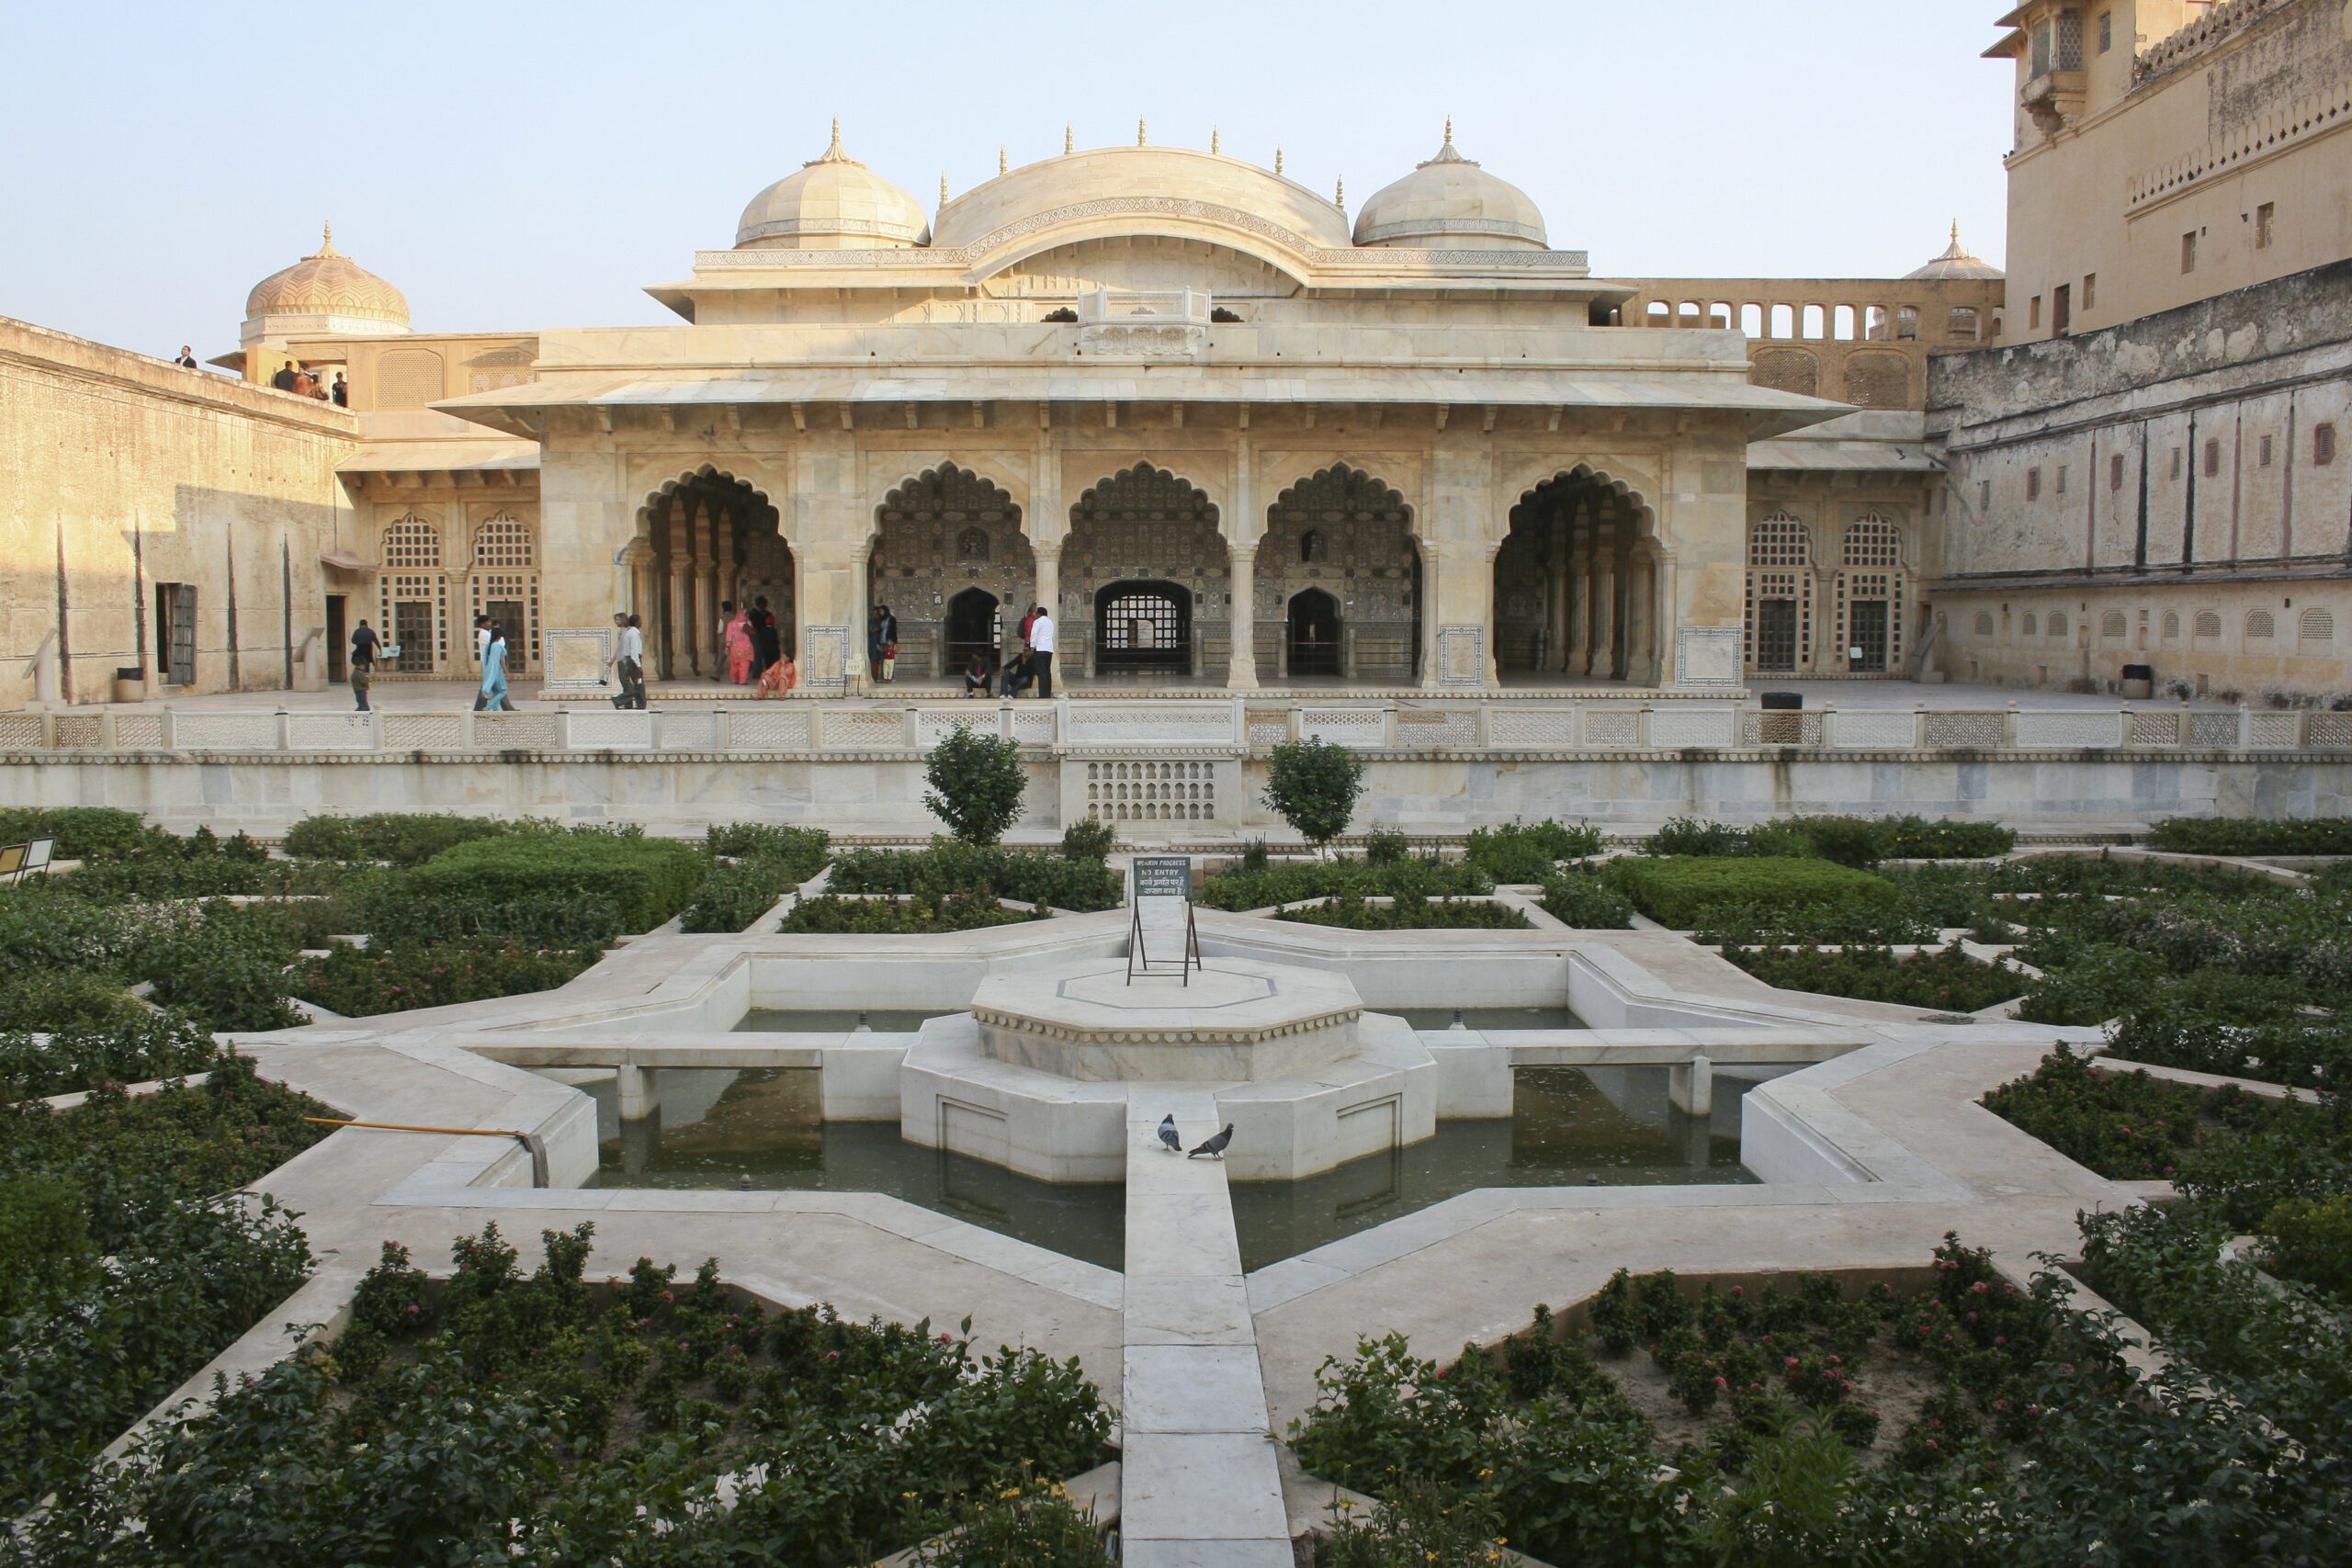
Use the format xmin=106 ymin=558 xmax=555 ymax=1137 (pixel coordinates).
xmin=2149 ymin=816 xmax=2352 ymax=856
xmin=780 ymin=893 xmax=1043 ymax=934
xmin=1604 ymin=855 xmax=1895 ymax=929
xmin=1463 ymin=818 xmax=1604 ymax=883
xmin=1724 ymin=944 xmax=2027 ymax=1013
xmin=380 ymin=829 xmax=708 ymax=942
xmin=0 ymin=807 xmax=161 ymax=861
xmin=1279 ymin=895 xmax=1532 ymax=931
xmin=825 ymin=842 xmax=1121 ymax=912
xmin=280 ymin=812 xmax=519 ymax=867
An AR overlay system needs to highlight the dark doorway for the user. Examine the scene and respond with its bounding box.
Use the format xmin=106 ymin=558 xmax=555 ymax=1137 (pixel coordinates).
xmin=1094 ymin=580 xmax=1191 ymax=673
xmin=946 ymin=586 xmax=1001 ymax=673
xmin=157 ymin=583 xmax=196 ymax=686
xmin=1849 ymin=601 xmax=1890 ymax=672
xmin=325 ymin=595 xmax=347 ymax=682
xmin=487 ymin=598 xmax=526 ymax=673
xmin=1286 ymin=589 xmax=1341 ymax=677
xmin=1755 ymin=599 xmax=1798 ymax=673
xmin=392 ymin=600 xmax=435 ymax=673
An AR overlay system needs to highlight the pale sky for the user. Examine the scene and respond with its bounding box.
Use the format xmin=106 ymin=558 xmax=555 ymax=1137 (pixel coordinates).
xmin=0 ymin=1 xmax=2012 ymax=359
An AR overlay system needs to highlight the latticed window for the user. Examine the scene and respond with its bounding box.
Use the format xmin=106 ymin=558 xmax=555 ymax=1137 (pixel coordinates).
xmin=2055 ymin=9 xmax=2084 ymax=71
xmin=1749 ymin=513 xmax=1811 ymax=567
xmin=1832 ymin=514 xmax=1905 ymax=672
xmin=2246 ymin=610 xmax=2276 ymax=639
xmin=1744 ymin=513 xmax=1812 ymax=673
xmin=380 ymin=513 xmax=446 ymax=672
xmin=471 ymin=512 xmax=534 ymax=568
xmin=1977 ymin=612 xmax=1997 ymax=636
xmin=383 ymin=513 xmax=442 ymax=568
xmin=1841 ymin=515 xmax=1901 ymax=568
xmin=2049 ymin=613 xmax=2068 ymax=639
xmin=2194 ymin=611 xmax=2222 ymax=639
xmin=2020 ymin=613 xmax=2036 ymax=637
xmin=2100 ymin=611 xmax=2127 ymax=639
xmin=2162 ymin=612 xmax=2180 ymax=639
xmin=2301 ymin=608 xmax=2335 ymax=643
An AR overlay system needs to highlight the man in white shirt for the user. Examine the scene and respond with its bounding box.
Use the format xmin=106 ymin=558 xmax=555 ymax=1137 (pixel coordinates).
xmin=1025 ymin=604 xmax=1056 ymax=697
xmin=606 ymin=612 xmax=648 ymax=709
xmin=474 ymin=615 xmax=492 ymax=670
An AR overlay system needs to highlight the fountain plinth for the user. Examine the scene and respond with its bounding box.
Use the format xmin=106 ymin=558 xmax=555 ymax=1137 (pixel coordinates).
xmin=970 ymin=959 xmax=1362 ymax=1081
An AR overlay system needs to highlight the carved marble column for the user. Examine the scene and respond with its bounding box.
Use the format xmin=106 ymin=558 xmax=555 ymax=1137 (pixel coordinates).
xmin=1567 ymin=525 xmax=1592 ymax=677
xmin=1032 ymin=541 xmax=1061 ymax=670
xmin=692 ymin=502 xmax=718 ymax=678
xmin=1416 ymin=540 xmax=1440 ymax=690
xmin=666 ymin=565 xmax=693 ymax=682
xmin=1226 ymin=546 xmax=1259 ymax=690
xmin=627 ymin=542 xmax=659 ymax=628
xmin=1590 ymin=523 xmax=1617 ymax=682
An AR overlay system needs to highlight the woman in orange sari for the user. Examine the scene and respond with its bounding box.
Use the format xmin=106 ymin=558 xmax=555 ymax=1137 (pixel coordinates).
xmin=753 ymin=649 xmax=797 ymax=697
xmin=724 ymin=604 xmax=754 ymax=684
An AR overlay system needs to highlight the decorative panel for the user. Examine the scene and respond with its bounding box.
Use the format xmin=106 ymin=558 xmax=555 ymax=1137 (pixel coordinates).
xmin=1394 ymin=708 xmax=1478 ymax=750
xmin=1009 ymin=707 xmax=1057 ymax=746
xmin=918 ymin=710 xmax=990 ymax=751
xmin=2127 ymin=710 xmax=2182 ymax=747
xmin=287 ymin=714 xmax=378 ymax=750
xmin=542 ymin=628 xmax=612 ymax=692
xmin=49 ymin=715 xmax=103 ymax=750
xmin=1435 ymin=626 xmax=1485 ymax=688
xmin=173 ymin=713 xmax=279 ymax=750
xmin=1486 ymin=709 xmax=1577 ymax=748
xmin=802 ymin=626 xmax=851 ymax=694
xmin=569 ymin=712 xmax=654 ymax=750
xmin=1083 ymin=759 xmax=1216 ymax=823
xmin=656 ymin=712 xmax=719 ymax=750
xmin=1245 ymin=716 xmax=1289 ymax=749
xmin=1582 ymin=709 xmax=1642 ymax=748
xmin=1825 ymin=710 xmax=1915 ymax=750
xmin=2014 ymin=711 xmax=2122 ymax=749
xmin=1298 ymin=708 xmax=1385 ymax=749
xmin=1673 ymin=626 xmax=1743 ymax=688
xmin=2307 ymin=713 xmax=2352 ymax=750
xmin=1063 ymin=703 xmax=1235 ymax=744
xmin=1924 ymin=711 xmax=2004 ymax=749
xmin=1744 ymin=710 xmax=1822 ymax=747
xmin=382 ymin=714 xmax=465 ymax=750
xmin=0 ymin=715 xmax=45 ymax=749
xmin=115 ymin=715 xmax=164 ymax=750
xmin=727 ymin=708 xmax=813 ymax=750
xmin=1650 ymin=707 xmax=1740 ymax=749
xmin=826 ymin=710 xmax=909 ymax=750
xmin=2246 ymin=712 xmax=2301 ymax=750
xmin=474 ymin=714 xmax=560 ymax=750
xmin=2187 ymin=712 xmax=2240 ymax=749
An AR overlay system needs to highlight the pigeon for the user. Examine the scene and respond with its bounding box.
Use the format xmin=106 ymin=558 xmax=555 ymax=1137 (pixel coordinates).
xmin=1157 ymin=1114 xmax=1182 ymax=1153
xmin=1188 ymin=1123 xmax=1235 ymax=1159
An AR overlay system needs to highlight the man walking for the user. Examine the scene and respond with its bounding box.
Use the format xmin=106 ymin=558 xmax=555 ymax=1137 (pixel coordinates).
xmin=1027 ymin=603 xmax=1055 ymax=697
xmin=606 ymin=613 xmax=647 ymax=709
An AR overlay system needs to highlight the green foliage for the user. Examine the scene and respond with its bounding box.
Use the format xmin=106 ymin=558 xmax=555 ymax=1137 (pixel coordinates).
xmin=1361 ymin=826 xmax=1411 ymax=866
xmin=0 ymin=968 xmax=148 ymax=1035
xmin=1057 ymin=815 xmax=1116 ymax=863
xmin=378 ymin=829 xmax=709 ymax=943
xmin=0 ymin=1011 xmax=221 ymax=1099
xmin=1866 ymin=816 xmax=2017 ymax=860
xmin=1198 ymin=855 xmax=1493 ymax=913
xmin=1537 ymin=870 xmax=1637 ymax=931
xmin=290 ymin=939 xmax=599 ymax=1018
xmin=781 ymin=893 xmax=1045 ymax=934
xmin=1646 ymin=815 xmax=2013 ymax=869
xmin=2260 ymin=1194 xmax=2352 ymax=1300
xmin=1464 ymin=818 xmax=1603 ymax=883
xmin=1724 ymin=945 xmax=2028 ymax=1013
xmin=917 ymin=1471 xmax=1107 ymax=1565
xmin=2012 ymin=940 xmax=2165 ymax=1025
xmin=19 ymin=1224 xmax=1114 ymax=1565
xmin=1604 ymin=856 xmax=1895 ymax=930
xmin=0 ymin=1054 xmax=329 ymax=1509
xmin=142 ymin=907 xmax=309 ymax=1032
xmin=1316 ymin=1482 xmax=1514 ymax=1566
xmin=1262 ymin=737 xmax=1368 ymax=852
xmin=923 ymin=726 xmax=1029 ymax=845
xmin=0 ymin=807 xmax=162 ymax=861
xmin=279 ymin=812 xmax=519 ymax=867
xmin=2148 ymin=815 xmax=2352 ymax=856
xmin=702 ymin=822 xmax=833 ymax=878
xmin=0 ymin=1172 xmax=92 ymax=1319
xmin=2106 ymin=1009 xmax=2352 ymax=1089
xmin=1979 ymin=1045 xmax=2330 ymax=1180
xmin=679 ymin=860 xmax=798 ymax=932
xmin=827 ymin=842 xmax=1123 ymax=912
xmin=1239 ymin=838 xmax=1271 ymax=873
xmin=1280 ymin=895 xmax=1532 ymax=931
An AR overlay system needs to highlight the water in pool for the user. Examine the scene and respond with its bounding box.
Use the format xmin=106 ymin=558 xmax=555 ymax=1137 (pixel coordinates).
xmin=564 ymin=1064 xmax=1751 ymax=1273
xmin=1387 ymin=1006 xmax=1584 ymax=1031
xmin=736 ymin=1009 xmax=957 ymax=1032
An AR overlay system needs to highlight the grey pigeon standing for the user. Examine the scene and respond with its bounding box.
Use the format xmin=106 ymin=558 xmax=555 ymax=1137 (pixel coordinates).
xmin=1157 ymin=1114 xmax=1182 ymax=1153
xmin=1188 ymin=1123 xmax=1235 ymax=1159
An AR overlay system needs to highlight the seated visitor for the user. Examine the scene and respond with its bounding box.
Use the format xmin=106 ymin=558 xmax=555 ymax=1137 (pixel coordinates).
xmin=755 ymin=649 xmax=797 ymax=697
xmin=1001 ymin=649 xmax=1034 ymax=697
xmin=964 ymin=651 xmax=991 ymax=696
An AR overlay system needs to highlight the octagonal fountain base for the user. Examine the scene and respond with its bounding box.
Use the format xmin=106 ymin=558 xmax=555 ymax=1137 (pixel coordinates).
xmin=901 ymin=956 xmax=1436 ymax=1182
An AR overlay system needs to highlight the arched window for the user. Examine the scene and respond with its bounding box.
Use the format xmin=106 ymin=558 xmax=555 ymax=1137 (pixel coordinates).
xmin=1300 ymin=528 xmax=1323 ymax=564
xmin=379 ymin=512 xmax=447 ymax=673
xmin=1746 ymin=513 xmax=1813 ymax=673
xmin=2162 ymin=612 xmax=2180 ymax=640
xmin=2020 ymin=613 xmax=2036 ymax=636
xmin=2246 ymin=610 xmax=2276 ymax=639
xmin=1974 ymin=612 xmax=1996 ymax=636
xmin=2193 ymin=611 xmax=2222 ymax=639
xmin=1835 ymin=513 xmax=1905 ymax=673
xmin=2301 ymin=607 xmax=2335 ymax=643
xmin=1946 ymin=307 xmax=1980 ymax=342
xmin=956 ymin=525 xmax=991 ymax=562
xmin=2048 ymin=612 xmax=2068 ymax=639
xmin=2100 ymin=611 xmax=2127 ymax=639
xmin=469 ymin=511 xmax=540 ymax=672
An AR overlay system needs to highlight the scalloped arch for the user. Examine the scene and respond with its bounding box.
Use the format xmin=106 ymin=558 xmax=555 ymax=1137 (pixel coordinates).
xmin=637 ymin=464 xmax=785 ymax=543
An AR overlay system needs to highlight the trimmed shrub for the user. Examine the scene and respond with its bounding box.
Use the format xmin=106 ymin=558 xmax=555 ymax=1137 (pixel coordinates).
xmin=291 ymin=939 xmax=599 ymax=1018
xmin=923 ymin=726 xmax=1028 ymax=845
xmin=142 ymin=908 xmax=307 ymax=1032
xmin=826 ymin=842 xmax=1122 ymax=912
xmin=703 ymin=822 xmax=831 ymax=878
xmin=2106 ymin=1010 xmax=2352 ymax=1090
xmin=0 ymin=807 xmax=161 ymax=862
xmin=0 ymin=1011 xmax=220 ymax=1099
xmin=1871 ymin=816 xmax=2016 ymax=860
xmin=280 ymin=812 xmax=519 ymax=867
xmin=1198 ymin=855 xmax=1492 ymax=913
xmin=1361 ymin=826 xmax=1411 ymax=866
xmin=1262 ymin=737 xmax=1366 ymax=852
xmin=1604 ymin=856 xmax=1895 ymax=930
xmin=1981 ymin=1046 xmax=2305 ymax=1179
xmin=1280 ymin=895 xmax=1532 ymax=931
xmin=780 ymin=893 xmax=1043 ymax=934
xmin=1465 ymin=818 xmax=1604 ymax=882
xmin=2260 ymin=1194 xmax=2352 ymax=1300
xmin=1539 ymin=870 xmax=1637 ymax=930
xmin=679 ymin=861 xmax=801 ymax=932
xmin=377 ymin=830 xmax=709 ymax=943
xmin=1057 ymin=815 xmax=1116 ymax=862
xmin=0 ymin=969 xmax=148 ymax=1036
xmin=1724 ymin=944 xmax=2028 ymax=1012
xmin=2148 ymin=817 xmax=2352 ymax=856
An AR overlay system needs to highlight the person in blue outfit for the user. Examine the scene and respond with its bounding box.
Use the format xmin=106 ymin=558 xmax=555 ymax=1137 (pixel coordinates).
xmin=477 ymin=624 xmax=514 ymax=712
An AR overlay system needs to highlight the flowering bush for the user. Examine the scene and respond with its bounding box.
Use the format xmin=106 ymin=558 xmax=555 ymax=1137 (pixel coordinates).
xmin=1281 ymin=894 xmax=1532 ymax=931
xmin=780 ymin=893 xmax=1045 ymax=934
xmin=291 ymin=938 xmax=600 ymax=1017
xmin=1979 ymin=1045 xmax=2311 ymax=1180
xmin=1724 ymin=943 xmax=2026 ymax=1013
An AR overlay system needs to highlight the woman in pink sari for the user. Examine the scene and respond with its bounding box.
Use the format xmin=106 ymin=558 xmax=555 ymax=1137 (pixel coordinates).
xmin=724 ymin=604 xmax=754 ymax=684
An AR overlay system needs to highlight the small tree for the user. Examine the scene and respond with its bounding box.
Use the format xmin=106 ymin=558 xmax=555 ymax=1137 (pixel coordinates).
xmin=1261 ymin=737 xmax=1366 ymax=857
xmin=923 ymin=725 xmax=1027 ymax=845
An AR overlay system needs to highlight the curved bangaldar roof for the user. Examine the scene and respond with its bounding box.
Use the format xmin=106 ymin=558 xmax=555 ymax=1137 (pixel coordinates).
xmin=736 ymin=121 xmax=932 ymax=250
xmin=931 ymin=144 xmax=1354 ymax=267
xmin=1353 ymin=124 xmax=1547 ymax=250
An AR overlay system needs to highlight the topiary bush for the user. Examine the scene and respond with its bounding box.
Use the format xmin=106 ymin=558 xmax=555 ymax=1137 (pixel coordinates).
xmin=1057 ymin=815 xmax=1115 ymax=863
xmin=279 ymin=812 xmax=520 ymax=867
xmin=1603 ymin=856 xmax=1896 ymax=930
xmin=1198 ymin=855 xmax=1492 ymax=913
xmin=1279 ymin=894 xmax=1532 ymax=931
xmin=290 ymin=939 xmax=600 ymax=1018
xmin=679 ymin=860 xmax=802 ymax=933
xmin=780 ymin=893 xmax=1044 ymax=934
xmin=2260 ymin=1193 xmax=2352 ymax=1301
xmin=141 ymin=908 xmax=308 ymax=1032
xmin=0 ymin=968 xmax=149 ymax=1036
xmin=0 ymin=1011 xmax=220 ymax=1099
xmin=1465 ymin=818 xmax=1604 ymax=883
xmin=704 ymin=823 xmax=832 ymax=881
xmin=1724 ymin=944 xmax=2028 ymax=1012
xmin=1262 ymin=737 xmax=1366 ymax=853
xmin=1539 ymin=870 xmax=1637 ymax=930
xmin=923 ymin=726 xmax=1028 ymax=845
xmin=2148 ymin=817 xmax=2352 ymax=856
xmin=375 ymin=829 xmax=709 ymax=943
xmin=826 ymin=842 xmax=1122 ymax=912
xmin=0 ymin=807 xmax=163 ymax=862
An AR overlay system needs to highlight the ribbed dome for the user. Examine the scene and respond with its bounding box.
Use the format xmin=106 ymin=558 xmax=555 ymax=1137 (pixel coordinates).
xmin=243 ymin=225 xmax=410 ymax=328
xmin=1905 ymin=224 xmax=2004 ymax=281
xmin=735 ymin=122 xmax=931 ymax=250
xmin=1352 ymin=125 xmax=1546 ymax=250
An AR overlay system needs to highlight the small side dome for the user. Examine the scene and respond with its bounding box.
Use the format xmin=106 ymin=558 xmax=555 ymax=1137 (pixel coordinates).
xmin=1905 ymin=223 xmax=2004 ymax=281
xmin=735 ymin=121 xmax=931 ymax=250
xmin=1352 ymin=123 xmax=1546 ymax=250
xmin=243 ymin=225 xmax=410 ymax=331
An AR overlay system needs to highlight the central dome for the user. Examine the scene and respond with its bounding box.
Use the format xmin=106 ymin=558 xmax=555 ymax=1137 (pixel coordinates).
xmin=243 ymin=225 xmax=409 ymax=330
xmin=1353 ymin=126 xmax=1547 ymax=250
xmin=1905 ymin=223 xmax=2004 ymax=281
xmin=735 ymin=122 xmax=931 ymax=250
xmin=931 ymin=144 xmax=1353 ymax=258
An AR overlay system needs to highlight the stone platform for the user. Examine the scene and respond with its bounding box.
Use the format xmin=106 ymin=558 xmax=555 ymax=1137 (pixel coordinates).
xmin=973 ymin=958 xmax=1362 ymax=1082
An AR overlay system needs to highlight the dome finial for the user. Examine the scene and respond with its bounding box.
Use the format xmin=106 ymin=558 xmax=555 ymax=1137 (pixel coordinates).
xmin=1951 ymin=219 xmax=1962 ymax=244
xmin=1275 ymin=146 xmax=1284 ymax=175
xmin=1334 ymin=175 xmax=1345 ymax=211
xmin=807 ymin=118 xmax=860 ymax=167
xmin=1211 ymin=126 xmax=1220 ymax=154
xmin=999 ymin=145 xmax=1008 ymax=175
xmin=1064 ymin=123 xmax=1074 ymax=154
xmin=315 ymin=220 xmax=335 ymax=257
xmin=1137 ymin=116 xmax=1147 ymax=146
xmin=1443 ymin=116 xmax=1453 ymax=147
xmin=939 ymin=172 xmax=949 ymax=208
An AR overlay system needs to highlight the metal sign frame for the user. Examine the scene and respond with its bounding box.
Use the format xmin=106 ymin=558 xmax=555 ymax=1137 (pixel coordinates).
xmin=1126 ymin=855 xmax=1203 ymax=986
